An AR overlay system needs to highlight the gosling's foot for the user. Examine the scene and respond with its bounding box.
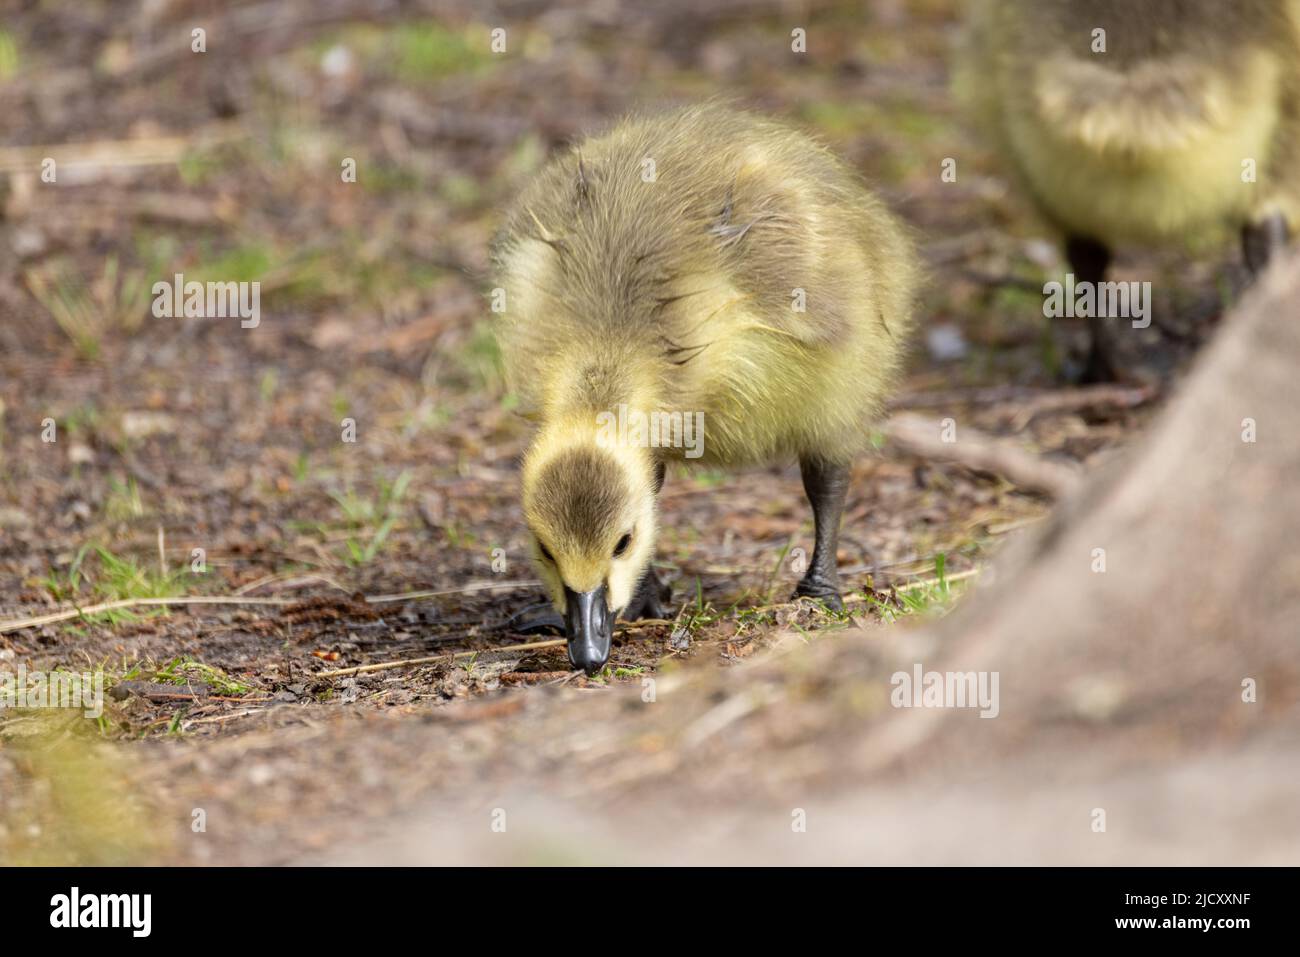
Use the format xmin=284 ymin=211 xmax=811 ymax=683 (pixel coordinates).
xmin=622 ymin=565 xmax=673 ymax=621
xmin=793 ymin=576 xmax=844 ymax=613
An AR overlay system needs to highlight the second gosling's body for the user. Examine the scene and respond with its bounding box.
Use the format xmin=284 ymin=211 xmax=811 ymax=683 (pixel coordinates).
xmin=493 ymin=104 xmax=918 ymax=672
xmin=962 ymin=0 xmax=1300 ymax=378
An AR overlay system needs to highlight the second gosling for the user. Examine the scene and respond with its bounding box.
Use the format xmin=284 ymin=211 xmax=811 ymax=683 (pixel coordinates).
xmin=492 ymin=104 xmax=920 ymax=673
xmin=961 ymin=0 xmax=1300 ymax=379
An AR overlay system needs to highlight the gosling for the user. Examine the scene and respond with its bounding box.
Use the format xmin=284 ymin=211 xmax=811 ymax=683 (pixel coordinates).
xmin=491 ymin=104 xmax=919 ymax=673
xmin=961 ymin=0 xmax=1300 ymax=380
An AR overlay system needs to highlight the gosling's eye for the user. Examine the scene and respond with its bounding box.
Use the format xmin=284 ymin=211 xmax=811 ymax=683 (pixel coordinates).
xmin=612 ymin=532 xmax=632 ymax=558
xmin=537 ymin=540 xmax=555 ymax=563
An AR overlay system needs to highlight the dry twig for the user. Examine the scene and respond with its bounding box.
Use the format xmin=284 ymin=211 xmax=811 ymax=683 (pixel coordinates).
xmin=884 ymin=413 xmax=1082 ymax=497
xmin=315 ymin=639 xmax=567 ymax=679
xmin=0 ymin=580 xmax=541 ymax=634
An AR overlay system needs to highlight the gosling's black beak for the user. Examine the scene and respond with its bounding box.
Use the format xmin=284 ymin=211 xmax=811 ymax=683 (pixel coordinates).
xmin=564 ymin=583 xmax=612 ymax=675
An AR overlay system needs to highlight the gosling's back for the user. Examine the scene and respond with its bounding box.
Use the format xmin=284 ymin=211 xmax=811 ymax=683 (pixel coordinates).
xmin=492 ymin=104 xmax=918 ymax=465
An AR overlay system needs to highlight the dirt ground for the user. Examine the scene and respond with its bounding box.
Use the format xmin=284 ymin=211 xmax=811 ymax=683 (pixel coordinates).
xmin=0 ymin=0 xmax=1262 ymax=865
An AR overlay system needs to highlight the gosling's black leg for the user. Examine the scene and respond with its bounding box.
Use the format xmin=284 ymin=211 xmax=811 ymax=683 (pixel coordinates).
xmin=1065 ymin=235 xmax=1117 ymax=384
xmin=1242 ymin=213 xmax=1290 ymax=277
xmin=792 ymin=456 xmax=849 ymax=612
xmin=621 ymin=564 xmax=672 ymax=620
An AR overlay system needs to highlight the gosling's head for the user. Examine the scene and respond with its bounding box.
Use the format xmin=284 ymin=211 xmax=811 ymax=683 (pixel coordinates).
xmin=522 ymin=437 xmax=659 ymax=674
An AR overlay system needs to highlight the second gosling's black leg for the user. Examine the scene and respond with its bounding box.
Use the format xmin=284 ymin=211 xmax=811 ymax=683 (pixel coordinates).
xmin=509 ymin=602 xmax=565 ymax=635
xmin=621 ymin=457 xmax=672 ymax=620
xmin=1065 ymin=234 xmax=1117 ymax=384
xmin=792 ymin=456 xmax=849 ymax=612
xmin=621 ymin=564 xmax=672 ymax=620
xmin=1242 ymin=212 xmax=1290 ymax=277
